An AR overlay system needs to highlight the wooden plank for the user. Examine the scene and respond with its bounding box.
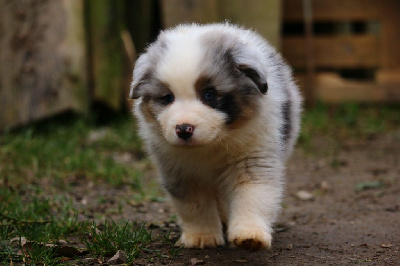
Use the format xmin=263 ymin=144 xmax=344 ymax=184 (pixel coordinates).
xmin=295 ymin=73 xmax=400 ymax=103
xmin=282 ymin=35 xmax=379 ymax=68
xmin=283 ymin=0 xmax=384 ymax=21
xmin=125 ymin=0 xmax=157 ymax=54
xmin=160 ymin=0 xmax=219 ymax=28
xmin=380 ymin=0 xmax=400 ymax=69
xmin=0 ymin=0 xmax=88 ymax=131
xmin=161 ymin=0 xmax=281 ymax=49
xmin=86 ymin=0 xmax=127 ymax=111
xmin=217 ymin=0 xmax=282 ymax=49
xmin=376 ymin=69 xmax=400 ymax=84
xmin=64 ymin=0 xmax=89 ymax=113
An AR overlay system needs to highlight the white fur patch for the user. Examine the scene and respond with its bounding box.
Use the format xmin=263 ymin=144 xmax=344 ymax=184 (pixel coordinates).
xmin=157 ymin=100 xmax=226 ymax=146
xmin=156 ymin=30 xmax=203 ymax=100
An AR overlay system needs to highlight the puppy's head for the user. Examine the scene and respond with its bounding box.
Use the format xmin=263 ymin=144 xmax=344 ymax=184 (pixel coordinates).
xmin=130 ymin=24 xmax=268 ymax=147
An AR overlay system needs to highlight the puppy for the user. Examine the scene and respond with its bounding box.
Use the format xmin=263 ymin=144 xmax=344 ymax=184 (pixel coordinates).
xmin=129 ymin=23 xmax=302 ymax=250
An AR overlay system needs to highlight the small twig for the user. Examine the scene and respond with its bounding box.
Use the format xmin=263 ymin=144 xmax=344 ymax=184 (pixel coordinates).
xmin=0 ymin=213 xmax=52 ymax=225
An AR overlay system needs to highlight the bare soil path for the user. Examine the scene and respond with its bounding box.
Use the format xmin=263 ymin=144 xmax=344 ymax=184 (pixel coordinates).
xmin=69 ymin=131 xmax=400 ymax=265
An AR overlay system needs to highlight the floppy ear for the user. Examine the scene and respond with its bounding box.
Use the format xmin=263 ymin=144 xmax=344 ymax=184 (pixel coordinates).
xmin=129 ymin=82 xmax=141 ymax=99
xmin=129 ymin=54 xmax=149 ymax=99
xmin=237 ymin=64 xmax=268 ymax=94
xmin=129 ymin=76 xmax=147 ymax=99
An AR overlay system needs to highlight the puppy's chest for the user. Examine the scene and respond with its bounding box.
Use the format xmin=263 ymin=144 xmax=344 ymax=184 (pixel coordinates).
xmin=161 ymin=149 xmax=231 ymax=180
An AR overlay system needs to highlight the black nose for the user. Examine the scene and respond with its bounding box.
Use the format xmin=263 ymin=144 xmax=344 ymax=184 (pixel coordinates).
xmin=175 ymin=124 xmax=194 ymax=140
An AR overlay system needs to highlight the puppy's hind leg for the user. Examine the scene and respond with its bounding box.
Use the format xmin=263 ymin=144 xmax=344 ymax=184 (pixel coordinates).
xmin=171 ymin=192 xmax=225 ymax=249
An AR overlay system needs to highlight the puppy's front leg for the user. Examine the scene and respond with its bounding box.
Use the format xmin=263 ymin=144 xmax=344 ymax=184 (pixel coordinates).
xmin=171 ymin=194 xmax=225 ymax=249
xmin=228 ymin=170 xmax=283 ymax=251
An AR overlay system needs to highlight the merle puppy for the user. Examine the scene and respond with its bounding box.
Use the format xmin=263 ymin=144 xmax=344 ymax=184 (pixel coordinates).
xmin=129 ymin=23 xmax=302 ymax=250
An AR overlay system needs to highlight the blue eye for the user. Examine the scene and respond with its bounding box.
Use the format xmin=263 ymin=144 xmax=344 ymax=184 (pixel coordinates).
xmin=203 ymin=88 xmax=217 ymax=101
xmin=159 ymin=93 xmax=174 ymax=105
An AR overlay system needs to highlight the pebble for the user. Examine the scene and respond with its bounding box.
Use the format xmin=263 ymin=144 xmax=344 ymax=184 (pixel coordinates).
xmin=295 ymin=190 xmax=314 ymax=201
xmin=189 ymin=258 xmax=205 ymax=265
xmin=234 ymin=259 xmax=249 ymax=263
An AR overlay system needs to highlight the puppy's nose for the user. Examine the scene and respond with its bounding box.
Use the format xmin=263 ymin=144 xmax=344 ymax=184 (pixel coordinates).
xmin=175 ymin=124 xmax=194 ymax=140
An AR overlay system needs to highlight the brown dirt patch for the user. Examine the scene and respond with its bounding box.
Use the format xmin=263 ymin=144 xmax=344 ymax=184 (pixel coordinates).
xmin=68 ymin=131 xmax=400 ymax=265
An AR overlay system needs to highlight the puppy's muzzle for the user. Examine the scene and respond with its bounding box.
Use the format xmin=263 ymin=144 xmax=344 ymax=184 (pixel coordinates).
xmin=175 ymin=124 xmax=194 ymax=140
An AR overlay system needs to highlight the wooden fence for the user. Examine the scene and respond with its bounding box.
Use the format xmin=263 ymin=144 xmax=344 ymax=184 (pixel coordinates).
xmin=282 ymin=0 xmax=400 ymax=103
xmin=0 ymin=0 xmax=131 ymax=131
xmin=1 ymin=0 xmax=399 ymax=130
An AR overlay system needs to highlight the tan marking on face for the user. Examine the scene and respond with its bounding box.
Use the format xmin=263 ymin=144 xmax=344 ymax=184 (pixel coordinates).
xmin=139 ymin=98 xmax=157 ymax=123
xmin=227 ymin=103 xmax=258 ymax=130
xmin=194 ymin=75 xmax=212 ymax=97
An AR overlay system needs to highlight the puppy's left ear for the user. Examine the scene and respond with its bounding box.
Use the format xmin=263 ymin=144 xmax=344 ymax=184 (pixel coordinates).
xmin=237 ymin=64 xmax=268 ymax=94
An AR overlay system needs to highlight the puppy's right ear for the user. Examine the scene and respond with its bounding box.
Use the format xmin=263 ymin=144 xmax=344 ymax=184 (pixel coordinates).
xmin=129 ymin=76 xmax=147 ymax=99
xmin=129 ymin=83 xmax=141 ymax=99
xmin=129 ymin=54 xmax=149 ymax=99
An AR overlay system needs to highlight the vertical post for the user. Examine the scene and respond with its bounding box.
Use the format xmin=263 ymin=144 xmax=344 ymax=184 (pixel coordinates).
xmin=85 ymin=0 xmax=127 ymax=111
xmin=302 ymin=0 xmax=315 ymax=107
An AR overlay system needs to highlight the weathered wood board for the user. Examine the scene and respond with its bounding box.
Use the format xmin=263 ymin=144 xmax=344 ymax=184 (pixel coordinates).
xmin=284 ymin=0 xmax=383 ymax=21
xmin=283 ymin=35 xmax=379 ymax=68
xmin=160 ymin=0 xmax=219 ymax=27
xmin=295 ymin=73 xmax=400 ymax=103
xmin=86 ymin=0 xmax=127 ymax=111
xmin=217 ymin=0 xmax=282 ymax=49
xmin=282 ymin=0 xmax=400 ymax=103
xmin=160 ymin=0 xmax=281 ymax=49
xmin=0 ymin=0 xmax=87 ymax=131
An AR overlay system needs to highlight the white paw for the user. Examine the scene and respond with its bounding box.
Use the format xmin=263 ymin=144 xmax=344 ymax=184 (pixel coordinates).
xmin=176 ymin=233 xmax=225 ymax=249
xmin=228 ymin=226 xmax=272 ymax=251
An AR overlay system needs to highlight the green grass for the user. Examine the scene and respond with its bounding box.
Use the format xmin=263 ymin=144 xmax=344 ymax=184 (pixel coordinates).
xmin=299 ymin=102 xmax=400 ymax=148
xmin=0 ymin=185 xmax=85 ymax=264
xmin=0 ymin=185 xmax=179 ymax=265
xmin=0 ymin=114 xmax=145 ymax=188
xmin=83 ymin=220 xmax=151 ymax=262
xmin=0 ymin=113 xmax=167 ymax=264
xmin=298 ymin=103 xmax=400 ymax=168
xmin=82 ymin=220 xmax=182 ymax=264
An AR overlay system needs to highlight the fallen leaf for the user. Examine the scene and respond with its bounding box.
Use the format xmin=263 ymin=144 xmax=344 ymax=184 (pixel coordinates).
xmin=55 ymin=245 xmax=81 ymax=258
xmin=108 ymin=250 xmax=127 ymax=265
xmin=10 ymin=236 xmax=27 ymax=245
xmin=274 ymin=223 xmax=291 ymax=233
xmin=21 ymin=240 xmax=45 ymax=254
xmin=189 ymin=258 xmax=205 ymax=265
xmin=355 ymin=181 xmax=383 ymax=192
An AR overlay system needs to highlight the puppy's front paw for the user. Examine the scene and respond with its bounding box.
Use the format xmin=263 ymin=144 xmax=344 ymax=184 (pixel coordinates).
xmin=176 ymin=233 xmax=225 ymax=249
xmin=229 ymin=227 xmax=272 ymax=251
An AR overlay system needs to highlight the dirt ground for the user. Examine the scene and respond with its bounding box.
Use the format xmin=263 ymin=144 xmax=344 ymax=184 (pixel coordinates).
xmin=69 ymin=131 xmax=400 ymax=265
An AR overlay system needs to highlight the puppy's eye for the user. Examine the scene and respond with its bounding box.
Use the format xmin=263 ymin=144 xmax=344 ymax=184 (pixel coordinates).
xmin=157 ymin=93 xmax=175 ymax=105
xmin=202 ymin=87 xmax=217 ymax=102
